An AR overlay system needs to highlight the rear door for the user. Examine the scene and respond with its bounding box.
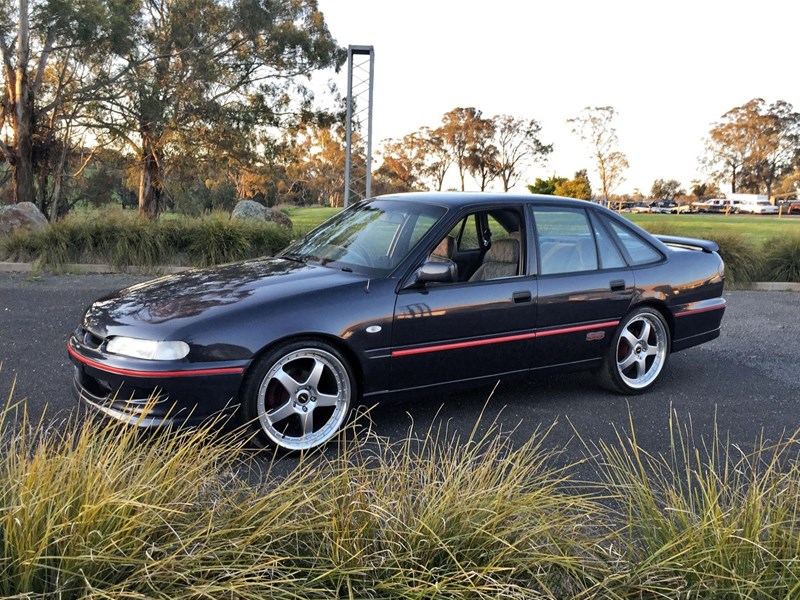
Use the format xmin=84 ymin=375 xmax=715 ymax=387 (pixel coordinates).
xmin=531 ymin=205 xmax=635 ymax=369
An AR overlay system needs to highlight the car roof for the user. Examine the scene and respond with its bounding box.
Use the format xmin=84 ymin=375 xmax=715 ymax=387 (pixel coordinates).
xmin=373 ymin=191 xmax=598 ymax=211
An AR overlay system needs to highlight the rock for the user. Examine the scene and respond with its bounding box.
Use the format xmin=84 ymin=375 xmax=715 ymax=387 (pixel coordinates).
xmin=231 ymin=200 xmax=291 ymax=229
xmin=0 ymin=202 xmax=49 ymax=237
xmin=231 ymin=199 xmax=266 ymax=220
xmin=264 ymin=207 xmax=292 ymax=229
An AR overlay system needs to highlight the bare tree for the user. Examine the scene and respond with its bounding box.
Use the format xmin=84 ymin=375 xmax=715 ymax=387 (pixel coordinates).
xmin=493 ymin=115 xmax=552 ymax=192
xmin=568 ymin=106 xmax=629 ymax=204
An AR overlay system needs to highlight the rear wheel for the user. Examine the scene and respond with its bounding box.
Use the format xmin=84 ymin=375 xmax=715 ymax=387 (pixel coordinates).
xmin=241 ymin=340 xmax=356 ymax=451
xmin=599 ymin=307 xmax=670 ymax=394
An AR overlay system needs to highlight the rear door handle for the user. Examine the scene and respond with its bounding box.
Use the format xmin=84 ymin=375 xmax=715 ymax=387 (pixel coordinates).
xmin=610 ymin=279 xmax=626 ymax=292
xmin=512 ymin=291 xmax=532 ymax=304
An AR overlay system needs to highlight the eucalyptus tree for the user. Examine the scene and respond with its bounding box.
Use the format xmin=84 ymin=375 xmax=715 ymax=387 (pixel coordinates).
xmin=465 ymin=117 xmax=497 ymax=191
xmin=0 ymin=0 xmax=137 ymax=211
xmin=650 ymin=178 xmax=684 ymax=201
xmin=376 ymin=132 xmax=429 ymax=192
xmin=439 ymin=107 xmax=492 ymax=191
xmin=568 ymin=106 xmax=629 ymax=205
xmin=90 ymin=0 xmax=342 ymax=218
xmin=493 ymin=115 xmax=552 ymax=192
xmin=704 ymin=98 xmax=800 ymax=196
xmin=417 ymin=126 xmax=450 ymax=191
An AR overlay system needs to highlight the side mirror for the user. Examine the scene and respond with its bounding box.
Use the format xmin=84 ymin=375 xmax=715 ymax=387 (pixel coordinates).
xmin=411 ymin=260 xmax=457 ymax=286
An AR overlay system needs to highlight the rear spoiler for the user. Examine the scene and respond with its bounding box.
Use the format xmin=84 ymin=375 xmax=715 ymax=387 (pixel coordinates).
xmin=654 ymin=235 xmax=719 ymax=253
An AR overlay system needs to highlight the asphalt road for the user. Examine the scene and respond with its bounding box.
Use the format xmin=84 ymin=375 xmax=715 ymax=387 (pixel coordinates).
xmin=1 ymin=272 xmax=799 ymax=471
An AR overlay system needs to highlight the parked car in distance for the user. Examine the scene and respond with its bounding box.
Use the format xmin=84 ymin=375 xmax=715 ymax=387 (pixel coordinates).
xmin=629 ymin=201 xmax=653 ymax=213
xmin=68 ymin=193 xmax=727 ymax=451
xmin=650 ymin=200 xmax=691 ymax=214
xmin=737 ymin=199 xmax=779 ymax=215
xmin=787 ymin=202 xmax=800 ymax=215
xmin=691 ymin=198 xmax=742 ymax=213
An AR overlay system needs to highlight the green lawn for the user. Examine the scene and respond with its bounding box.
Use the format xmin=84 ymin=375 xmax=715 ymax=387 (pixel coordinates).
xmin=626 ymin=213 xmax=800 ymax=245
xmin=281 ymin=205 xmax=341 ymax=233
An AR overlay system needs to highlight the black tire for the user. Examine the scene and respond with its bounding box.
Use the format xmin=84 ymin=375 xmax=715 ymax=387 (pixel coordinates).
xmin=240 ymin=339 xmax=357 ymax=451
xmin=598 ymin=307 xmax=670 ymax=394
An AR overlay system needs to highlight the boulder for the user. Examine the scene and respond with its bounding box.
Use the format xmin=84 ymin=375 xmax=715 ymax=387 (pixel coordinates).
xmin=264 ymin=207 xmax=292 ymax=229
xmin=0 ymin=202 xmax=49 ymax=237
xmin=231 ymin=200 xmax=291 ymax=229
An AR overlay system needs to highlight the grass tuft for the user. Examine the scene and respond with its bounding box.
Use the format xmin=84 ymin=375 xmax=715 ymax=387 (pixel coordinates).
xmin=589 ymin=413 xmax=800 ymax=598
xmin=763 ymin=234 xmax=800 ymax=283
xmin=2 ymin=377 xmax=800 ymax=598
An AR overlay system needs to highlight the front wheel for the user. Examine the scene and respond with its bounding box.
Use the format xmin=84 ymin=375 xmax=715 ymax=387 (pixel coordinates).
xmin=598 ymin=307 xmax=670 ymax=394
xmin=240 ymin=340 xmax=356 ymax=451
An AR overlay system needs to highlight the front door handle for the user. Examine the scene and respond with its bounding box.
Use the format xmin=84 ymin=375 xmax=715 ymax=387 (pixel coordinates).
xmin=512 ymin=291 xmax=532 ymax=304
xmin=610 ymin=279 xmax=626 ymax=292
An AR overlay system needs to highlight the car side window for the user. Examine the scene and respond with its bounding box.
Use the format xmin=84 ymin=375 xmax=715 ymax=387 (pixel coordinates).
xmin=533 ymin=207 xmax=598 ymax=275
xmin=589 ymin=214 xmax=626 ymax=270
xmin=454 ymin=214 xmax=480 ymax=251
xmin=408 ymin=213 xmax=440 ymax=248
xmin=606 ymin=220 xmax=663 ymax=266
xmin=427 ymin=208 xmax=524 ymax=283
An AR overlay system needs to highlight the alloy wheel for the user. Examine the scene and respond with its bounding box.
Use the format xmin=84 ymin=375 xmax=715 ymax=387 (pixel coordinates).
xmin=615 ymin=312 xmax=668 ymax=390
xmin=256 ymin=348 xmax=351 ymax=451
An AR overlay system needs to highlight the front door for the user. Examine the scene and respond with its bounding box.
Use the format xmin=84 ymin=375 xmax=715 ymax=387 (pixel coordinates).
xmin=390 ymin=206 xmax=536 ymax=391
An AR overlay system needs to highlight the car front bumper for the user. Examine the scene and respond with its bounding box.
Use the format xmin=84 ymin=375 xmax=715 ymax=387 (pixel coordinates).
xmin=68 ymin=336 xmax=248 ymax=428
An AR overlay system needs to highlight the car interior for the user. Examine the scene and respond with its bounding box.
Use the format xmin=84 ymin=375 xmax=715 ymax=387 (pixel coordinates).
xmin=428 ymin=209 xmax=523 ymax=283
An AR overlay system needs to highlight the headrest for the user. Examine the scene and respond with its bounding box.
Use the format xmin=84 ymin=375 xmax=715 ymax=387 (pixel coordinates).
xmin=486 ymin=237 xmax=519 ymax=264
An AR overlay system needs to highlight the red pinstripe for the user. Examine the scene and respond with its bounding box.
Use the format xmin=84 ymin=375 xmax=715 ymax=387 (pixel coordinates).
xmin=390 ymin=320 xmax=620 ymax=358
xmin=68 ymin=344 xmax=245 ymax=378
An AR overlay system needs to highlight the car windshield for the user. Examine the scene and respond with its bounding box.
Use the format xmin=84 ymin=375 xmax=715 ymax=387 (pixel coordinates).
xmin=281 ymin=199 xmax=447 ymax=276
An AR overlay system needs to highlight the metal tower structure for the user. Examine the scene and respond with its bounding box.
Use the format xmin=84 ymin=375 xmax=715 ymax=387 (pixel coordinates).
xmin=344 ymin=45 xmax=374 ymax=207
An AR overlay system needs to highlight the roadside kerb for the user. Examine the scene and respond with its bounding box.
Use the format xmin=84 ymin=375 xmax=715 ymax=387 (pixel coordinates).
xmin=0 ymin=261 xmax=190 ymax=275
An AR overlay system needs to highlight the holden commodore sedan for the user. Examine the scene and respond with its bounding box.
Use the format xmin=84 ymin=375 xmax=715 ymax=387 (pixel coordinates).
xmin=69 ymin=193 xmax=726 ymax=451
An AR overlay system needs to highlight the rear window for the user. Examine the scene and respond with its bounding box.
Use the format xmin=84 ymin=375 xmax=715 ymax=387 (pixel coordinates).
xmin=606 ymin=220 xmax=663 ymax=266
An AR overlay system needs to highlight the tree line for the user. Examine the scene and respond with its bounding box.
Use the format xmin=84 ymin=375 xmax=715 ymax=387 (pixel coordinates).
xmin=0 ymin=0 xmax=343 ymax=219
xmin=1 ymin=1 xmax=798 ymax=219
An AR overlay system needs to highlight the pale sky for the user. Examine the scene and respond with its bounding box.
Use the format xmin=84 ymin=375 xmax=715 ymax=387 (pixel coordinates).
xmin=315 ymin=0 xmax=799 ymax=196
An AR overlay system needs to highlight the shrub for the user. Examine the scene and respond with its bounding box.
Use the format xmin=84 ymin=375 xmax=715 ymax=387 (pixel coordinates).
xmin=711 ymin=232 xmax=764 ymax=286
xmin=0 ymin=208 xmax=292 ymax=270
xmin=763 ymin=234 xmax=800 ymax=282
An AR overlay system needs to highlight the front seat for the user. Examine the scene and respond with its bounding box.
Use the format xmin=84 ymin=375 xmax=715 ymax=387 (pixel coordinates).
xmin=468 ymin=237 xmax=520 ymax=282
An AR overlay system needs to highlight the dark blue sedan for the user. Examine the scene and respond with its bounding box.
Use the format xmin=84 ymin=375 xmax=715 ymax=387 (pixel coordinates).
xmin=69 ymin=193 xmax=726 ymax=450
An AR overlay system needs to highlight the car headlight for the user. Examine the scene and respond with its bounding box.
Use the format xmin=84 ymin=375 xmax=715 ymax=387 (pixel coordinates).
xmin=105 ymin=336 xmax=190 ymax=360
